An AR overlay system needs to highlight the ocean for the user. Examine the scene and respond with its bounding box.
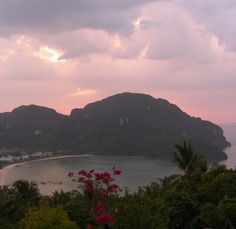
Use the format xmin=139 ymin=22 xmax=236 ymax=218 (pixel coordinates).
xmin=1 ymin=125 xmax=235 ymax=195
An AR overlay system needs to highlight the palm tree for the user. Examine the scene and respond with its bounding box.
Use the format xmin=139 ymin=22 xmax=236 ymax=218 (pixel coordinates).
xmin=51 ymin=190 xmax=71 ymax=207
xmin=12 ymin=179 xmax=40 ymax=202
xmin=10 ymin=179 xmax=40 ymax=222
xmin=194 ymin=154 xmax=208 ymax=173
xmin=173 ymin=141 xmax=207 ymax=175
xmin=158 ymin=174 xmax=182 ymax=193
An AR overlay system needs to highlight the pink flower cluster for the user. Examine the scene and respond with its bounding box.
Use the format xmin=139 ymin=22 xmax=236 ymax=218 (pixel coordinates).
xmin=67 ymin=171 xmax=73 ymax=178
xmin=96 ymin=211 xmax=115 ymax=224
xmin=67 ymin=167 xmax=122 ymax=225
xmin=112 ymin=167 xmax=121 ymax=176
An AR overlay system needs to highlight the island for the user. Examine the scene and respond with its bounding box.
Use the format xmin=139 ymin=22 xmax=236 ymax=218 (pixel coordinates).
xmin=0 ymin=92 xmax=231 ymax=166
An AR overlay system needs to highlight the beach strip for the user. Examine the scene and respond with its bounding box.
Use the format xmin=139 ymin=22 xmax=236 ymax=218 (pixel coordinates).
xmin=0 ymin=154 xmax=91 ymax=186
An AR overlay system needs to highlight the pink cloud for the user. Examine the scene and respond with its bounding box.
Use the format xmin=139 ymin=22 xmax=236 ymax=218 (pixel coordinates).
xmin=0 ymin=1 xmax=235 ymax=124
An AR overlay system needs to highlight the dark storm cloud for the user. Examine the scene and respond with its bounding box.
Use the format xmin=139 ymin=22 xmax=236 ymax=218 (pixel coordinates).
xmin=0 ymin=0 xmax=160 ymax=35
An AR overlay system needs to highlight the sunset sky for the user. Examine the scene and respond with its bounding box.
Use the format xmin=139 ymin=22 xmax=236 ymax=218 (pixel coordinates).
xmin=0 ymin=0 xmax=235 ymax=124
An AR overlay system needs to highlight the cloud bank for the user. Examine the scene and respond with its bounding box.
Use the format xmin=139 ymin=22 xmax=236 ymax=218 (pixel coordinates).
xmin=0 ymin=0 xmax=235 ymax=123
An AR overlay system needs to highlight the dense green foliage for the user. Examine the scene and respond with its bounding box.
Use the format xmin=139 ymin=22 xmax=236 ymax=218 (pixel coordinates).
xmin=0 ymin=164 xmax=236 ymax=228
xmin=21 ymin=202 xmax=78 ymax=229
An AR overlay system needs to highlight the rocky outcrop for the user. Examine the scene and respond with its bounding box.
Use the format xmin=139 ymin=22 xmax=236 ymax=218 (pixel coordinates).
xmin=0 ymin=93 xmax=230 ymax=161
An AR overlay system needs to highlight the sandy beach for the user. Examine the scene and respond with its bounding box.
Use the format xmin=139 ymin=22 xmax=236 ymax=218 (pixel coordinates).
xmin=0 ymin=154 xmax=91 ymax=186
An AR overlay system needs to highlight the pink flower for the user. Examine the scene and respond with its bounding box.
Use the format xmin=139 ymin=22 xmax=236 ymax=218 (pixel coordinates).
xmin=78 ymin=177 xmax=85 ymax=182
xmin=87 ymin=224 xmax=93 ymax=229
xmin=95 ymin=203 xmax=105 ymax=212
xmin=108 ymin=184 xmax=120 ymax=192
xmin=101 ymin=172 xmax=111 ymax=183
xmin=67 ymin=171 xmax=74 ymax=178
xmin=95 ymin=172 xmax=102 ymax=180
xmin=95 ymin=211 xmax=114 ymax=224
xmin=112 ymin=167 xmax=121 ymax=176
xmin=78 ymin=170 xmax=88 ymax=176
xmin=86 ymin=173 xmax=92 ymax=178
xmin=84 ymin=187 xmax=94 ymax=193
xmin=68 ymin=167 xmax=122 ymax=225
xmin=99 ymin=193 xmax=108 ymax=200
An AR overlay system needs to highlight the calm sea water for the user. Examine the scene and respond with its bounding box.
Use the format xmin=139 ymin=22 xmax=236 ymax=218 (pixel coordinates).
xmin=3 ymin=156 xmax=181 ymax=195
xmin=220 ymin=124 xmax=236 ymax=169
xmin=2 ymin=125 xmax=236 ymax=195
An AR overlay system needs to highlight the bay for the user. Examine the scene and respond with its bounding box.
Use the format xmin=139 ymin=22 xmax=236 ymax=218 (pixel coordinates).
xmin=1 ymin=125 xmax=236 ymax=195
xmin=3 ymin=156 xmax=181 ymax=195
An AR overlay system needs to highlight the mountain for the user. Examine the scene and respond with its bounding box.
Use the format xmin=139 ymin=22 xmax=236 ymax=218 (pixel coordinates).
xmin=0 ymin=105 xmax=66 ymax=151
xmin=0 ymin=93 xmax=230 ymax=160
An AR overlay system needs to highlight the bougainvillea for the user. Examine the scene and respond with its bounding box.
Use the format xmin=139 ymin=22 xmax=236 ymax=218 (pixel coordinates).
xmin=68 ymin=167 xmax=122 ymax=226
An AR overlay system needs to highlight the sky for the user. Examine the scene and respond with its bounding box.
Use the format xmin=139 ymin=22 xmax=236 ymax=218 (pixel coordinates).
xmin=0 ymin=0 xmax=235 ymax=124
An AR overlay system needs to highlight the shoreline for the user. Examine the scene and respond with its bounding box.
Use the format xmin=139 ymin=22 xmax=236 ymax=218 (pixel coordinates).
xmin=0 ymin=154 xmax=91 ymax=186
xmin=0 ymin=146 xmax=235 ymax=187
